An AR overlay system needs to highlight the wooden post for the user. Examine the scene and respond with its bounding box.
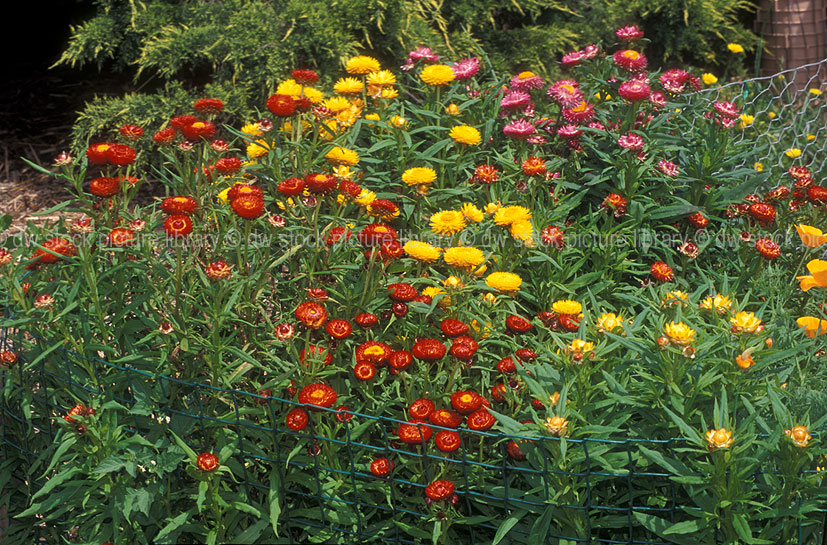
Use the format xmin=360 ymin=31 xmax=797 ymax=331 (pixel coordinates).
xmin=756 ymin=0 xmax=827 ymax=89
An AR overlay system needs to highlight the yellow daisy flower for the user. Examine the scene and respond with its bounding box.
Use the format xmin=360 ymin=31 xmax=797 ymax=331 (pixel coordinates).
xmin=461 ymin=203 xmax=484 ymax=223
xmin=334 ymin=77 xmax=364 ymax=95
xmin=403 ymin=241 xmax=442 ymax=262
xmin=443 ymin=246 xmax=485 ymax=270
xmin=346 ymin=56 xmax=381 ymax=75
xmin=325 ymin=146 xmax=359 ymax=166
xmin=402 ymin=167 xmax=437 ymax=187
xmin=449 ymin=125 xmax=481 ymax=145
xmin=485 ymin=272 xmax=523 ymax=293
xmin=430 ymin=210 xmax=466 ymax=235
xmin=421 ymin=64 xmax=456 ymax=86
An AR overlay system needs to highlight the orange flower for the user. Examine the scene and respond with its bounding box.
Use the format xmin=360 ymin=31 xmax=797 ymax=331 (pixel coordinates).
xmin=795 ymin=224 xmax=827 ymax=248
xmin=797 ymin=259 xmax=827 ymax=291
xmin=706 ymin=428 xmax=733 ymax=450
xmin=797 ymin=316 xmax=827 ymax=337
xmin=785 ymin=425 xmax=812 ymax=447
xmin=735 ymin=351 xmax=755 ymax=369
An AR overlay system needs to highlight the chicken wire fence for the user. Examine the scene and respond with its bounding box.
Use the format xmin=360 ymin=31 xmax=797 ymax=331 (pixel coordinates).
xmin=0 ymin=320 xmax=826 ymax=545
xmin=687 ymin=57 xmax=827 ymax=177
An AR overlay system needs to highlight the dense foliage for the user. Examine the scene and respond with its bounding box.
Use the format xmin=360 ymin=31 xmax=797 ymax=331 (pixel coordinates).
xmin=3 ymin=27 xmax=826 ymax=544
xmin=60 ymin=0 xmax=759 ymax=149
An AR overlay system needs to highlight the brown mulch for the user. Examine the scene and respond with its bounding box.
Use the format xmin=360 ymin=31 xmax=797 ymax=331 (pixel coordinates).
xmin=0 ymin=64 xmax=133 ymax=235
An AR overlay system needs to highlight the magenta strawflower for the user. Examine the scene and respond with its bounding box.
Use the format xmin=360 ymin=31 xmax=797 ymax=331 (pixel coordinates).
xmin=503 ymin=119 xmax=536 ymax=139
xmin=649 ymin=91 xmax=667 ymax=108
xmin=561 ymin=50 xmax=586 ymax=67
xmin=616 ymin=25 xmax=644 ymax=42
xmin=613 ymin=50 xmax=647 ymax=72
xmin=547 ymin=80 xmax=583 ymax=108
xmin=500 ymin=90 xmax=532 ymax=110
xmin=660 ymin=69 xmax=690 ymax=93
xmin=452 ymin=57 xmax=480 ymax=80
xmin=657 ymin=160 xmax=679 ymax=177
xmin=618 ymin=80 xmax=651 ymax=102
xmin=510 ymin=72 xmax=544 ymax=91
xmin=713 ymin=101 xmax=740 ymax=119
xmin=581 ymin=44 xmax=600 ymax=59
xmin=561 ymin=101 xmax=595 ymax=124
xmin=557 ymin=124 xmax=582 ymax=139
xmin=618 ymin=132 xmax=644 ymax=151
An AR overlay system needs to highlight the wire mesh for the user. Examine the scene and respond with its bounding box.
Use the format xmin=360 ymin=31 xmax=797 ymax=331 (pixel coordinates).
xmin=1 ymin=319 xmax=825 ymax=544
xmin=687 ymin=57 xmax=827 ymax=177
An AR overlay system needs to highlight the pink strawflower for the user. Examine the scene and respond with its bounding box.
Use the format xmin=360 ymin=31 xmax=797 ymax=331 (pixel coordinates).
xmin=613 ymin=50 xmax=647 ymax=72
xmin=501 ymin=90 xmax=532 ymax=110
xmin=452 ymin=57 xmax=480 ymax=80
xmin=510 ymin=72 xmax=545 ymax=92
xmin=657 ymin=160 xmax=679 ymax=177
xmin=526 ymin=135 xmax=548 ymax=145
xmin=618 ymin=80 xmax=651 ymax=102
xmin=503 ymin=119 xmax=536 ymax=139
xmin=660 ymin=69 xmax=690 ymax=93
xmin=649 ymin=91 xmax=667 ymax=108
xmin=713 ymin=101 xmax=740 ymax=119
xmin=561 ymin=102 xmax=595 ymax=124
xmin=409 ymin=46 xmax=439 ymax=63
xmin=547 ymin=80 xmax=583 ymax=108
xmin=581 ymin=45 xmax=600 ymax=60
xmin=616 ymin=25 xmax=644 ymax=42
xmin=557 ymin=124 xmax=582 ymax=139
xmin=618 ymin=132 xmax=644 ymax=151
xmin=561 ymin=50 xmax=586 ymax=68
xmin=587 ymin=121 xmax=606 ymax=130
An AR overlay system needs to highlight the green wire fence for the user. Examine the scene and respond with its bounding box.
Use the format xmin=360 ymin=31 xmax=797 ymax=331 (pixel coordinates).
xmin=1 ymin=319 xmax=825 ymax=545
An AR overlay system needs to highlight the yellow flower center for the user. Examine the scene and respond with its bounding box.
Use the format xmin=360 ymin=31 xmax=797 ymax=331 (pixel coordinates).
xmin=192 ymin=122 xmax=206 ymax=129
xmin=623 ymin=51 xmax=640 ymax=59
xmin=572 ymin=102 xmax=587 ymax=112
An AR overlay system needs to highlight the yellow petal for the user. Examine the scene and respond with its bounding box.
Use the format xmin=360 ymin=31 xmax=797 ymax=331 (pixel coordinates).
xmin=797 ymin=275 xmax=820 ymax=292
xmin=806 ymin=259 xmax=827 ymax=285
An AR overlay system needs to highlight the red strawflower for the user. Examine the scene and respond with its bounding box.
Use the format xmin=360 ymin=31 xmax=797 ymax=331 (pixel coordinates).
xmin=497 ymin=356 xmax=516 ymax=374
xmin=521 ymin=156 xmax=547 ymax=176
xmin=295 ymin=302 xmax=328 ymax=329
xmin=227 ymin=184 xmax=264 ymax=203
xmin=392 ymin=302 xmax=409 ymax=317
xmin=105 ymin=144 xmax=137 ymax=166
xmin=450 ymin=336 xmax=479 ymax=361
xmin=305 ymin=173 xmax=337 ymax=194
xmin=300 ymin=345 xmax=332 ymax=366
xmin=409 ymin=398 xmax=435 ymax=420
xmin=326 ymin=227 xmax=351 ymax=246
xmin=181 ymin=120 xmax=216 ymax=141
xmin=30 ymin=237 xmax=77 ymax=267
xmin=231 ymin=194 xmax=265 ymax=219
xmin=370 ymin=457 xmax=393 ymax=477
xmin=161 ymin=196 xmax=198 ymax=215
xmin=429 ymin=409 xmax=463 ymax=428
xmin=64 ymin=403 xmax=93 ymax=423
xmin=89 ymin=177 xmax=120 ymax=198
xmin=298 ymin=383 xmax=338 ymax=408
xmin=86 ymin=143 xmax=114 ymax=165
xmin=651 ymin=261 xmax=674 ymax=282
xmin=354 ymin=312 xmax=379 ymax=328
xmin=434 ymin=430 xmax=461 ymax=452
xmin=274 ymin=323 xmax=295 ymax=341
xmin=789 ymin=166 xmax=811 ymax=179
xmin=197 ymin=452 xmax=219 ymax=472
xmin=107 ymin=228 xmax=136 ymax=247
xmin=491 ymin=383 xmax=508 ymax=402
xmin=540 ymin=226 xmax=565 ymax=249
xmin=388 ymin=350 xmax=414 ymax=371
xmin=515 ymin=348 xmax=537 ymax=362
xmin=505 ymin=315 xmax=533 ymax=333
xmin=425 ymin=479 xmax=455 ymax=501
xmin=412 ymin=338 xmax=447 ymax=361
xmin=602 ymin=193 xmax=628 ymax=216
xmin=354 ymin=361 xmax=376 ymax=380
xmin=325 ymin=319 xmax=353 ymax=339
xmin=467 ymin=408 xmax=495 ymax=431
xmin=687 ymin=212 xmax=709 ymax=229
xmin=205 ymin=260 xmax=232 ymax=280
xmin=337 ymin=180 xmax=362 ymax=199
xmin=747 ymin=202 xmax=776 ymax=226
xmin=215 ymin=157 xmax=243 ymax=175
xmin=358 ymin=224 xmax=398 ymax=247
xmin=473 ymin=164 xmax=499 ymax=184
xmin=388 ymin=283 xmax=418 ymax=302
xmin=266 ymin=94 xmax=297 ymax=117
xmin=285 ymin=408 xmax=309 ymax=430
xmin=755 ymin=237 xmax=781 ymax=260
xmin=808 ymin=185 xmax=827 ymax=203
xmin=0 ymin=351 xmax=18 ymax=368
xmin=367 ymin=199 xmax=400 ymax=223
xmin=441 ymin=318 xmax=470 ymax=337
xmin=292 ymin=69 xmax=319 ymax=85
xmin=355 ymin=341 xmax=393 ymax=366
xmin=153 ymin=128 xmax=176 ymax=145
xmin=379 ymin=240 xmax=404 ymax=261
xmin=764 ymin=186 xmax=791 ymax=202
xmin=451 ymin=391 xmax=483 ymax=415
xmin=278 ymin=177 xmax=305 ymax=196
xmin=194 ymin=98 xmax=225 ymax=115
xmin=398 ymin=420 xmax=432 ymax=444
xmin=119 ymin=124 xmax=144 ymax=141
xmin=335 ymin=405 xmax=354 ymax=423
xmin=170 ymin=115 xmax=198 ymax=132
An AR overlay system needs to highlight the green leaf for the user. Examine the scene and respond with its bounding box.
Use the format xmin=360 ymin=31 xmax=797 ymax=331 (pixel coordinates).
xmin=154 ymin=511 xmax=190 ymax=543
xmin=42 ymin=435 xmax=77 ymax=477
xmin=30 ymin=467 xmax=81 ymax=503
xmin=169 ymin=430 xmax=198 ymax=464
xmin=93 ymin=454 xmax=126 ymax=474
xmin=663 ymin=519 xmax=704 ymax=534
xmin=493 ymin=511 xmax=526 ymax=544
xmin=732 ymin=513 xmax=753 ymax=542
xmin=269 ymin=470 xmax=281 ymax=537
